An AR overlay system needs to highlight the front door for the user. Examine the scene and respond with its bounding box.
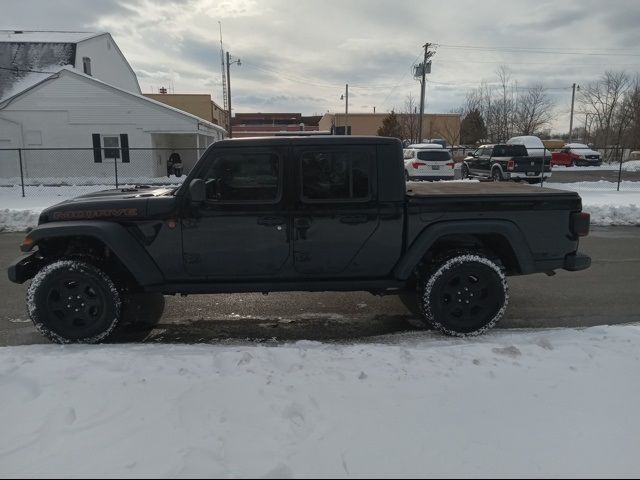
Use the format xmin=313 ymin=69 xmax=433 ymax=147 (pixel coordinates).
xmin=291 ymin=145 xmax=380 ymax=277
xmin=181 ymin=146 xmax=290 ymax=279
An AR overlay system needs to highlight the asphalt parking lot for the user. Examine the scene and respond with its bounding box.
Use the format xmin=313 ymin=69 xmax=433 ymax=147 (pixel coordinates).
xmin=1 ymin=226 xmax=639 ymax=346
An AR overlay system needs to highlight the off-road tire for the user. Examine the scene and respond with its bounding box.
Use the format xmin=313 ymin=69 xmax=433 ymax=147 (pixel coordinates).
xmin=412 ymin=252 xmax=508 ymax=336
xmin=27 ymin=260 xmax=122 ymax=344
xmin=461 ymin=163 xmax=470 ymax=179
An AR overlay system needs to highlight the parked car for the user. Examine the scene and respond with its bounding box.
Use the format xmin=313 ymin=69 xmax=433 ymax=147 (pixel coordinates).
xmin=551 ymin=143 xmax=602 ymax=167
xmin=9 ymin=136 xmax=590 ymax=343
xmin=404 ymin=143 xmax=455 ymax=181
xmin=462 ymin=144 xmax=552 ymax=183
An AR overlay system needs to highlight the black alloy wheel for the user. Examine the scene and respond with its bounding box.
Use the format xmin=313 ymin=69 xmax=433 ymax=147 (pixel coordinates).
xmin=418 ymin=252 xmax=507 ymax=336
xmin=28 ymin=260 xmax=122 ymax=343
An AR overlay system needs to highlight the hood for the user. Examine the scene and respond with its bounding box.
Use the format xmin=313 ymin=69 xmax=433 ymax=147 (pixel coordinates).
xmin=38 ymin=186 xmax=176 ymax=224
xmin=574 ymin=148 xmax=600 ymax=157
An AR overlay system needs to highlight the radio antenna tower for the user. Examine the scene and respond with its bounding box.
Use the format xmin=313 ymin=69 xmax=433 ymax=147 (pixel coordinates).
xmin=219 ymin=21 xmax=229 ymax=127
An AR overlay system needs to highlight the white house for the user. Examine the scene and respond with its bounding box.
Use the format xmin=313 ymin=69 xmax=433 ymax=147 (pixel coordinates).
xmin=0 ymin=30 xmax=226 ymax=180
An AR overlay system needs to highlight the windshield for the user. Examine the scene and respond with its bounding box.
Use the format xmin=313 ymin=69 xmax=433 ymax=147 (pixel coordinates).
xmin=416 ymin=150 xmax=451 ymax=161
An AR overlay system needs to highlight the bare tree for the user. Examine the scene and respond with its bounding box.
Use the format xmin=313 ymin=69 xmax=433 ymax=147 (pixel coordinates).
xmin=578 ymin=71 xmax=631 ymax=149
xmin=514 ymin=84 xmax=555 ymax=135
xmin=398 ymin=94 xmax=420 ymax=143
xmin=495 ymin=66 xmax=515 ymax=141
xmin=622 ymin=77 xmax=640 ymax=149
xmin=433 ymin=110 xmax=462 ymax=146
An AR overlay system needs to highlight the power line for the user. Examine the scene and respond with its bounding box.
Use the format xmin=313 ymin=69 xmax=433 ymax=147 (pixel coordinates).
xmin=242 ymin=62 xmax=416 ymax=90
xmin=381 ymin=53 xmax=423 ymax=107
xmin=435 ymin=43 xmax=640 ymax=57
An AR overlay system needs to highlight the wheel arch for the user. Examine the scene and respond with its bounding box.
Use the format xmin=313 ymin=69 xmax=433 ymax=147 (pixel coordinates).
xmin=23 ymin=221 xmax=164 ymax=287
xmin=393 ymin=220 xmax=535 ymax=280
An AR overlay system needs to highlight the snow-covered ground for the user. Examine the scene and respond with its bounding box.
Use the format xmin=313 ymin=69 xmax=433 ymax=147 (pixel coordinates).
xmin=1 ymin=324 xmax=639 ymax=478
xmin=1 ymin=181 xmax=638 ymax=231
xmin=551 ymin=162 xmax=640 ymax=172
xmin=545 ymin=182 xmax=640 ymax=226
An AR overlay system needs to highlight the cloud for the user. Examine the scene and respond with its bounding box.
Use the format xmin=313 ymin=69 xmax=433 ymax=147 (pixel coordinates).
xmin=4 ymin=0 xmax=640 ymax=131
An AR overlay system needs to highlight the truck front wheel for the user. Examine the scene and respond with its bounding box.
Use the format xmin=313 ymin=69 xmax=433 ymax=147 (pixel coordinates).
xmin=416 ymin=252 xmax=508 ymax=336
xmin=27 ymin=260 xmax=122 ymax=344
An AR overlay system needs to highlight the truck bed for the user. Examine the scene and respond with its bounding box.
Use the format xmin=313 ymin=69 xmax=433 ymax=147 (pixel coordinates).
xmin=406 ymin=181 xmax=575 ymax=198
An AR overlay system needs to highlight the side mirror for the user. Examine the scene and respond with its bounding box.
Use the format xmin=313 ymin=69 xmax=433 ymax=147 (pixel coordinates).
xmin=189 ymin=178 xmax=206 ymax=204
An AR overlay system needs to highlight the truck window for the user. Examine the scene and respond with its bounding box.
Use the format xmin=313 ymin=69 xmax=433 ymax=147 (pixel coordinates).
xmin=201 ymin=151 xmax=281 ymax=203
xmin=300 ymin=148 xmax=372 ymax=201
xmin=416 ymin=150 xmax=451 ymax=161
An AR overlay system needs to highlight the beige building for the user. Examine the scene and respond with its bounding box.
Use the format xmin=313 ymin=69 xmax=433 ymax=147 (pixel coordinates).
xmin=319 ymin=112 xmax=461 ymax=145
xmin=144 ymin=93 xmax=228 ymax=130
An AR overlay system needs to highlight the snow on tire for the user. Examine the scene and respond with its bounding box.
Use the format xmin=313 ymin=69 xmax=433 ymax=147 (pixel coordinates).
xmin=417 ymin=252 xmax=508 ymax=336
xmin=27 ymin=260 xmax=122 ymax=344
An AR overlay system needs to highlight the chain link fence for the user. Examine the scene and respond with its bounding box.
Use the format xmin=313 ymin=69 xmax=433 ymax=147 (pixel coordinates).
xmin=0 ymin=148 xmax=203 ymax=198
xmin=0 ymin=146 xmax=638 ymax=202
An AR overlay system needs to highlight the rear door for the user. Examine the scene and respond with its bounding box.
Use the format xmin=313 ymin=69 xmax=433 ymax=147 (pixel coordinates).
xmin=470 ymin=147 xmax=492 ymax=174
xmin=291 ymin=145 xmax=380 ymax=276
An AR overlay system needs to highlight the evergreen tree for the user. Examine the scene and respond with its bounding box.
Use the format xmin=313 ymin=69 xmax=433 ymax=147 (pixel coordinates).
xmin=377 ymin=111 xmax=403 ymax=139
xmin=460 ymin=109 xmax=487 ymax=145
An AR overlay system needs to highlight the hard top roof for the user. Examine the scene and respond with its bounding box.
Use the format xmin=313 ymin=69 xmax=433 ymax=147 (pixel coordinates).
xmin=214 ymin=136 xmax=401 ymax=147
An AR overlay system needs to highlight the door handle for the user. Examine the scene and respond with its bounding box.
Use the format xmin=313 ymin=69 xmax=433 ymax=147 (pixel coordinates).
xmin=294 ymin=217 xmax=311 ymax=240
xmin=258 ymin=216 xmax=285 ymax=227
xmin=340 ymin=214 xmax=368 ymax=225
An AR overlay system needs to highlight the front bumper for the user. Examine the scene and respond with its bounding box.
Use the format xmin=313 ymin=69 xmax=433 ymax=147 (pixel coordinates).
xmin=7 ymin=251 xmax=44 ymax=284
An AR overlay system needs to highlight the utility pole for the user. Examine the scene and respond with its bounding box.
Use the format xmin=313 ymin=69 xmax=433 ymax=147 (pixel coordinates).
xmin=225 ymin=51 xmax=241 ymax=138
xmin=345 ymin=83 xmax=349 ymax=135
xmin=569 ymin=83 xmax=578 ymax=143
xmin=218 ymin=22 xmax=228 ymax=133
xmin=416 ymin=43 xmax=435 ymax=143
xmin=340 ymin=84 xmax=349 ymax=135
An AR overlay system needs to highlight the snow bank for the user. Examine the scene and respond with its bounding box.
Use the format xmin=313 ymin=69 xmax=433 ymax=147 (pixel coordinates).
xmin=545 ymin=182 xmax=640 ymax=226
xmin=1 ymin=324 xmax=639 ymax=477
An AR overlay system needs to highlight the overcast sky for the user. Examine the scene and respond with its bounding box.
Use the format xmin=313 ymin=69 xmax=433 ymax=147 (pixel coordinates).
xmin=4 ymin=0 xmax=640 ymax=132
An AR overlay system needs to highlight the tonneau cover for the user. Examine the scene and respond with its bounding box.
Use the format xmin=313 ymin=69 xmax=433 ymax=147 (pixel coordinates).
xmin=406 ymin=181 xmax=576 ymax=197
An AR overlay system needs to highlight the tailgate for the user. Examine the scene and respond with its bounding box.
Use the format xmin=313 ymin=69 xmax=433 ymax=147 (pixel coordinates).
xmin=512 ymin=156 xmax=552 ymax=173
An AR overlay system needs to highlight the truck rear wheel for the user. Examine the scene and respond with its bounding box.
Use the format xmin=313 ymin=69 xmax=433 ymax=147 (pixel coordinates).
xmin=415 ymin=252 xmax=508 ymax=336
xmin=27 ymin=260 xmax=122 ymax=344
xmin=491 ymin=168 xmax=503 ymax=182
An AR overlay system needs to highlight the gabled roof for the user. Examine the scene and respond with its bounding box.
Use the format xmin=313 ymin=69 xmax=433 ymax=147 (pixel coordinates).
xmin=0 ymin=30 xmax=104 ymax=43
xmin=0 ymin=66 xmax=226 ymax=134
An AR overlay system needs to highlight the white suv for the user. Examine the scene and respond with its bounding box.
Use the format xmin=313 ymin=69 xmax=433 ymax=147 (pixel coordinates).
xmin=403 ymin=143 xmax=455 ymax=181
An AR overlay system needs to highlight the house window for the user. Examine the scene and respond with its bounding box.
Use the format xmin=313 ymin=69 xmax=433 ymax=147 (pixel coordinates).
xmin=83 ymin=57 xmax=92 ymax=76
xmin=102 ymin=136 xmax=120 ymax=159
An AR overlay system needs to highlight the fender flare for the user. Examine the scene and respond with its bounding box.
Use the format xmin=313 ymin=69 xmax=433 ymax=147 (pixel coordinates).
xmin=24 ymin=221 xmax=164 ymax=286
xmin=393 ymin=220 xmax=536 ymax=280
xmin=491 ymin=163 xmax=505 ymax=177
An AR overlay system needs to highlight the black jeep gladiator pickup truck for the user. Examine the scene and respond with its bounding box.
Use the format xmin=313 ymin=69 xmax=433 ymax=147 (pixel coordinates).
xmin=8 ymin=136 xmax=591 ymax=343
